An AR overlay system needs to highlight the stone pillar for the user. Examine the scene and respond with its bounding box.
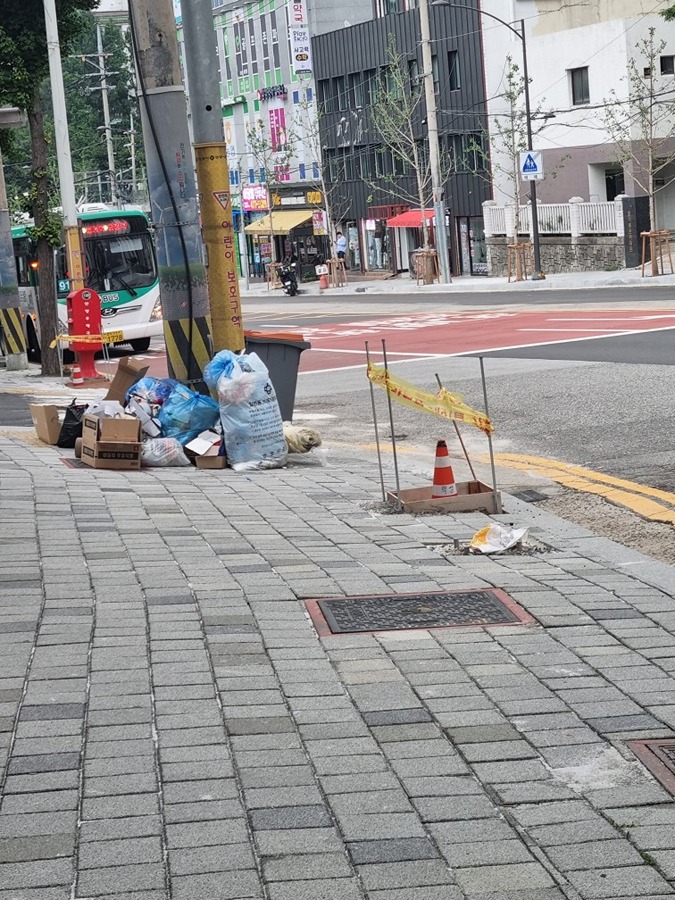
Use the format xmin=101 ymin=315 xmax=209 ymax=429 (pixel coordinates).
xmin=614 ymin=194 xmax=626 ymax=237
xmin=504 ymin=205 xmax=517 ymax=241
xmin=569 ymin=197 xmax=583 ymax=240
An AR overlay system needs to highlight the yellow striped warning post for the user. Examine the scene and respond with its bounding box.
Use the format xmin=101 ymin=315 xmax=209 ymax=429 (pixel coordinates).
xmin=0 ymin=307 xmax=28 ymax=355
xmin=163 ymin=315 xmax=212 ymax=384
xmin=493 ymin=453 xmax=675 ymax=527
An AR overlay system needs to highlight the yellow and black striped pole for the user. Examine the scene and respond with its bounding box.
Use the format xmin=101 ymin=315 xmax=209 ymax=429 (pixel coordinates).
xmin=0 ymin=143 xmax=28 ymax=369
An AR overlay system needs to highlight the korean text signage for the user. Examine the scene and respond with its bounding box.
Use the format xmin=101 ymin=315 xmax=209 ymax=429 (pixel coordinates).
xmin=289 ymin=0 xmax=306 ymax=24
xmin=242 ymin=185 xmax=268 ymax=211
xmin=290 ymin=26 xmax=312 ymax=75
xmin=520 ymin=150 xmax=544 ymax=181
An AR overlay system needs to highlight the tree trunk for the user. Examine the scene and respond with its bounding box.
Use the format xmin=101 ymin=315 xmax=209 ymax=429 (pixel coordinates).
xmin=28 ymin=90 xmax=60 ymax=376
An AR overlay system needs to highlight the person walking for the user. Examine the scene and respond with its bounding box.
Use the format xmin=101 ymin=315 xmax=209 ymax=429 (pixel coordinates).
xmin=335 ymin=231 xmax=348 ymax=261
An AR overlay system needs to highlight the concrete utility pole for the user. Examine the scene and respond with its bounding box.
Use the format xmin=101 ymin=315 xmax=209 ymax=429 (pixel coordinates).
xmin=0 ymin=108 xmax=29 ymax=370
xmin=43 ymin=0 xmax=86 ymax=293
xmin=181 ymin=0 xmax=244 ymax=352
xmin=129 ymin=0 xmax=212 ymax=384
xmin=96 ymin=22 xmax=119 ymax=207
xmin=418 ymin=0 xmax=451 ymax=284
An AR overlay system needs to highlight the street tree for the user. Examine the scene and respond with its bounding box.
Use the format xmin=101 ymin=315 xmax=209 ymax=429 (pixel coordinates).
xmin=0 ymin=0 xmax=97 ymax=375
xmin=603 ymin=27 xmax=675 ymax=274
xmin=662 ymin=4 xmax=675 ymax=20
xmin=246 ymin=117 xmax=296 ymax=264
xmin=367 ymin=35 xmax=454 ymax=251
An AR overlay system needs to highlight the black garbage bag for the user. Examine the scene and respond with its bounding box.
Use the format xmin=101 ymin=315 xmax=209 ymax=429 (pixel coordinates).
xmin=56 ymin=400 xmax=88 ymax=449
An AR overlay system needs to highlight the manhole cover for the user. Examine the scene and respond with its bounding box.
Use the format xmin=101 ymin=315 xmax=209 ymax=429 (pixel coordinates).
xmin=628 ymin=739 xmax=675 ymax=796
xmin=60 ymin=458 xmax=89 ymax=469
xmin=307 ymin=589 xmax=534 ymax=636
xmin=513 ymin=489 xmax=549 ymax=503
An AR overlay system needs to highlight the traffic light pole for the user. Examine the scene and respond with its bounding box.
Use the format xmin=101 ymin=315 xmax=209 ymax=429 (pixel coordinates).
xmin=0 ymin=120 xmax=28 ymax=370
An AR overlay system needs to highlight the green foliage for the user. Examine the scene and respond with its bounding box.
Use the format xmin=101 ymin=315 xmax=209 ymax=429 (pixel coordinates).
xmin=662 ymin=4 xmax=675 ymax=21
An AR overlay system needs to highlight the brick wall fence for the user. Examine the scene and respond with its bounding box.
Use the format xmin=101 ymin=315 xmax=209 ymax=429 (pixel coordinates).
xmin=486 ymin=235 xmax=625 ymax=277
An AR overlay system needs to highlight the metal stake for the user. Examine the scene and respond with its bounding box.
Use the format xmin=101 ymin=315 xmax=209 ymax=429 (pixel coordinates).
xmin=381 ymin=339 xmax=402 ymax=510
xmin=435 ymin=373 xmax=477 ymax=481
xmin=479 ymin=357 xmax=502 ymax=514
xmin=365 ymin=341 xmax=386 ymax=501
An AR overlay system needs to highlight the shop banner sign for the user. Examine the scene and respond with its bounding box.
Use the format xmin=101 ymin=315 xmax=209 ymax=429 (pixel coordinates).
xmin=242 ymin=185 xmax=268 ymax=211
xmin=290 ymin=26 xmax=312 ymax=74
xmin=312 ymin=211 xmax=327 ymax=235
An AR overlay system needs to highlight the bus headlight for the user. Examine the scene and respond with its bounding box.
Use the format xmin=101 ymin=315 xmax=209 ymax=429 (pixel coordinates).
xmin=150 ymin=297 xmax=163 ymax=321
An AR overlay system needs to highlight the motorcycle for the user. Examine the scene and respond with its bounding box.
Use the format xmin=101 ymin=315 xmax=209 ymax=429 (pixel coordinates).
xmin=279 ymin=261 xmax=299 ymax=296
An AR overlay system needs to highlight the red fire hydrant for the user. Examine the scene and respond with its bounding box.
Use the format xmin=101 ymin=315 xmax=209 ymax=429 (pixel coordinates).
xmin=67 ymin=288 xmax=102 ymax=379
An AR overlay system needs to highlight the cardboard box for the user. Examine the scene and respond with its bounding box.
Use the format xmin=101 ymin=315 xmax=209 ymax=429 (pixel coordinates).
xmin=104 ymin=356 xmax=150 ymax=404
xmin=387 ymin=481 xmax=502 ymax=515
xmin=195 ymin=454 xmax=227 ymax=469
xmin=29 ymin=404 xmax=62 ymax=445
xmin=186 ymin=430 xmax=221 ymax=456
xmin=81 ymin=413 xmax=142 ymax=470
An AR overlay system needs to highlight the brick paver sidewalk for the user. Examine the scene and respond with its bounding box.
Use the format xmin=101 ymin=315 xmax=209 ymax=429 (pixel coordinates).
xmin=1 ymin=436 xmax=675 ymax=900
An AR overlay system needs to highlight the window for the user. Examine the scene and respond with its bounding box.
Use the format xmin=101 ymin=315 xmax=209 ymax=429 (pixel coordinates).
xmin=408 ymin=58 xmax=419 ymax=88
xmin=248 ymin=18 xmax=258 ymax=75
xmin=661 ymin=55 xmax=675 ymax=75
xmin=432 ymin=55 xmax=439 ymax=94
xmin=349 ymin=73 xmax=364 ymax=108
xmin=334 ymin=76 xmax=347 ymax=111
xmin=318 ymin=79 xmax=336 ymax=113
xmin=363 ymin=69 xmax=377 ymax=105
xmin=448 ymin=50 xmax=460 ymax=91
xmin=570 ymin=66 xmax=589 ymax=105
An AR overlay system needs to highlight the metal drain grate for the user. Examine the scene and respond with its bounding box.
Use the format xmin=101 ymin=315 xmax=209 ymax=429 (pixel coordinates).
xmin=628 ymin=739 xmax=675 ymax=797
xmin=307 ymin=589 xmax=534 ymax=636
xmin=60 ymin=458 xmax=90 ymax=469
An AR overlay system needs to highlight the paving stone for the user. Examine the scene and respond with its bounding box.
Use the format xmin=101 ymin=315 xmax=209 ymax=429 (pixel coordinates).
xmin=79 ymin=816 xmax=163 ymax=843
xmin=363 ymin=709 xmax=433 ymax=726
xmin=453 ymin=862 xmax=555 ymax=894
xmin=250 ymin=805 xmax=332 ymax=830
xmin=170 ymin=870 xmax=262 ymax=899
xmin=564 ymin=865 xmax=671 ymax=898
xmin=254 ymin=827 xmax=345 ymax=856
xmin=356 ymin=859 xmax=457 ymax=891
xmin=542 ymin=840 xmax=644 ymax=872
xmin=262 ymin=851 xmax=352 ymax=881
xmin=412 ymin=794 xmax=499 ymax=822
xmin=165 ymin=819 xmax=250 ymax=849
xmin=367 ymin=887 xmax=463 ymax=900
xmin=168 ymin=842 xmax=256 ymax=876
xmin=0 ymin=834 xmax=74 ymax=864
xmin=7 ymin=752 xmax=80 ymax=775
xmin=0 ymin=858 xmax=73 ymax=889
xmin=440 ymin=839 xmax=535 ymax=867
xmin=347 ymin=838 xmax=439 ymax=865
xmin=266 ymin=878 xmax=363 ymax=900
xmin=585 ymin=714 xmax=664 ymax=733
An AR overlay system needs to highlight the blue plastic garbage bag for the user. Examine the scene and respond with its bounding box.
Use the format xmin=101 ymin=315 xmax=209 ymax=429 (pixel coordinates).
xmin=157 ymin=383 xmax=219 ymax=444
xmin=126 ymin=376 xmax=178 ymax=406
xmin=205 ymin=350 xmax=287 ymax=471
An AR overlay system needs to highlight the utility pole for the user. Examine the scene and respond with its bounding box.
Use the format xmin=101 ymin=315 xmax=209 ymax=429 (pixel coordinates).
xmin=129 ymin=0 xmax=212 ymax=385
xmin=520 ymin=20 xmax=544 ymax=280
xmin=181 ymin=0 xmax=244 ymax=352
xmin=0 ymin=108 xmax=29 ymax=370
xmin=43 ymin=0 xmax=85 ymax=294
xmin=418 ymin=0 xmax=451 ymax=284
xmin=96 ymin=23 xmax=118 ymax=207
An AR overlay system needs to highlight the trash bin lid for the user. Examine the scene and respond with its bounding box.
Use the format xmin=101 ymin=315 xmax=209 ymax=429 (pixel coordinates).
xmin=244 ymin=330 xmax=311 ymax=350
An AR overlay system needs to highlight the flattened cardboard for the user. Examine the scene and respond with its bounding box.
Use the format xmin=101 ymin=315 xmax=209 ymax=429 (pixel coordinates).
xmin=104 ymin=356 xmax=150 ymax=404
xmin=99 ymin=416 xmax=141 ymax=443
xmin=186 ymin=430 xmax=221 ymax=456
xmin=30 ymin=404 xmax=61 ymax=445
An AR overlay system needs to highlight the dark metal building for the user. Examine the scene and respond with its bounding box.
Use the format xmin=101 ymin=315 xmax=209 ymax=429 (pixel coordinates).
xmin=312 ymin=3 xmax=491 ymax=275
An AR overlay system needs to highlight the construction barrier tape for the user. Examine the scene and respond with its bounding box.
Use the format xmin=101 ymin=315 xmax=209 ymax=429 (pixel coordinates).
xmin=49 ymin=331 xmax=124 ymax=349
xmin=367 ymin=363 xmax=494 ymax=435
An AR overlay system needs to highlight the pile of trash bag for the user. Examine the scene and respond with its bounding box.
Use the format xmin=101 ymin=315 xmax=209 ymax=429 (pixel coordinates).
xmin=78 ymin=353 xmax=322 ymax=470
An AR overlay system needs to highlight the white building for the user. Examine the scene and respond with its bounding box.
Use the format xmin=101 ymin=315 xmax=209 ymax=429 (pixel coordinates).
xmin=482 ymin=0 xmax=675 ymax=229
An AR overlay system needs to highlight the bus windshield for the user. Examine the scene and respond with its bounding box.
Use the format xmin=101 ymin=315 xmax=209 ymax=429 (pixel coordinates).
xmin=56 ymin=214 xmax=157 ymax=296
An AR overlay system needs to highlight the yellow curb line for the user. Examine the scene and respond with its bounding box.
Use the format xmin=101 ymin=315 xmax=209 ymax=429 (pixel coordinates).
xmin=490 ymin=453 xmax=675 ymax=527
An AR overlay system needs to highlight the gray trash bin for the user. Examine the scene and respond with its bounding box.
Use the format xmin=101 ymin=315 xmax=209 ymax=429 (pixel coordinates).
xmin=244 ymin=331 xmax=311 ymax=422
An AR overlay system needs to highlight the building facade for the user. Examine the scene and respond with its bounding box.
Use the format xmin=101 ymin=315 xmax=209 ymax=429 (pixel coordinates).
xmin=482 ymin=0 xmax=675 ymax=231
xmin=312 ymin=2 xmax=491 ymax=276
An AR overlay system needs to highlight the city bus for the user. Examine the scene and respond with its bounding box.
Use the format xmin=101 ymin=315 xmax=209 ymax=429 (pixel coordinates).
xmin=12 ymin=205 xmax=163 ymax=358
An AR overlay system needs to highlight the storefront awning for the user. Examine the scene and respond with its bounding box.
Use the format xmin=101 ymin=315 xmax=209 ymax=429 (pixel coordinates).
xmin=387 ymin=209 xmax=435 ymax=228
xmin=245 ymin=209 xmax=313 ymax=235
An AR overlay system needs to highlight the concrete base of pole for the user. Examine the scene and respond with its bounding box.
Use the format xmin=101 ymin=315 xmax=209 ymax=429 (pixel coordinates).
xmin=5 ymin=352 xmax=28 ymax=371
xmin=531 ymin=272 xmax=546 ymax=281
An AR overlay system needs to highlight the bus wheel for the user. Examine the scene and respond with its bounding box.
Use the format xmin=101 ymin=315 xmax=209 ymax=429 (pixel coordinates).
xmin=130 ymin=338 xmax=151 ymax=353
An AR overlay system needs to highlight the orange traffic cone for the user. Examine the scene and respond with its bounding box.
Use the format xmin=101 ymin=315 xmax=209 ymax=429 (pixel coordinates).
xmin=70 ymin=364 xmax=84 ymax=386
xmin=319 ymin=273 xmax=329 ymax=290
xmin=432 ymin=439 xmax=457 ymax=498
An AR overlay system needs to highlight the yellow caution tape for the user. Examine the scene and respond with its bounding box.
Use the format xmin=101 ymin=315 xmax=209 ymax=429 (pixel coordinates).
xmin=49 ymin=331 xmax=123 ymax=349
xmin=367 ymin=363 xmax=494 ymax=435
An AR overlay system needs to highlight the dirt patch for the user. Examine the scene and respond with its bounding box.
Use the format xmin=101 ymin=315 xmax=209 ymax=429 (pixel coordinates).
xmin=539 ymin=490 xmax=675 ymax=566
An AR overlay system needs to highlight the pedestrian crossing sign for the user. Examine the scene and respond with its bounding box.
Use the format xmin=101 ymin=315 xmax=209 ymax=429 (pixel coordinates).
xmin=520 ymin=150 xmax=544 ymax=181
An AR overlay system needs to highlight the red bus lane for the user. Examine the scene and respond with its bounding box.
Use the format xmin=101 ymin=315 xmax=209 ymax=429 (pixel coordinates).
xmin=295 ymin=309 xmax=675 ymax=372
